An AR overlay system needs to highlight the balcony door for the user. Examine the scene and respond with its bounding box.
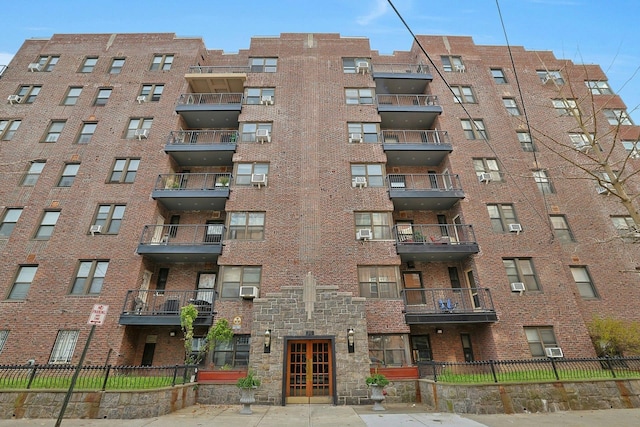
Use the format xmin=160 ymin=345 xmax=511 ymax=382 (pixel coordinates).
xmin=204 ymin=221 xmax=223 ymax=243
xmin=465 ymin=270 xmax=481 ymax=310
xmin=196 ymin=272 xmax=216 ymax=304
xmin=402 ymin=272 xmax=424 ymax=305
xmin=286 ymin=340 xmax=333 ymax=404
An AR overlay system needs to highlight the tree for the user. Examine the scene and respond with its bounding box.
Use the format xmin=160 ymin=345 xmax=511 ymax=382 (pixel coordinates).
xmin=587 ymin=316 xmax=640 ymax=356
xmin=180 ymin=304 xmax=233 ymax=364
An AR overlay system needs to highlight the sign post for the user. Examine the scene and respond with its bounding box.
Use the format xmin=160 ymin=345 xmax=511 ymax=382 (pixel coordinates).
xmin=55 ymin=304 xmax=108 ymax=427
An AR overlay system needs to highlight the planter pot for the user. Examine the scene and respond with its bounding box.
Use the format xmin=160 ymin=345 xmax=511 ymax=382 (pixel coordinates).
xmin=239 ymin=387 xmax=256 ymax=415
xmin=369 ymin=384 xmax=386 ymax=411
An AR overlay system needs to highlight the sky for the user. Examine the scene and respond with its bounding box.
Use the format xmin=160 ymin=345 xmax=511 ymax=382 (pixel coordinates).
xmin=1 ymin=0 xmax=639 ymax=121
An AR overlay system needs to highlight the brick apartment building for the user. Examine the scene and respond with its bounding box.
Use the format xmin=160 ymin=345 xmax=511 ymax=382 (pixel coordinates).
xmin=0 ymin=32 xmax=639 ymax=404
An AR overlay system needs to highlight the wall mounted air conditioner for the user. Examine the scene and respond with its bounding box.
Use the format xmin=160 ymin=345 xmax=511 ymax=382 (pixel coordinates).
xmin=251 ymin=173 xmax=267 ymax=188
xmin=356 ymin=61 xmax=370 ymax=74
xmin=256 ymin=129 xmax=271 ymax=143
xmin=28 ymin=63 xmax=42 ymax=72
xmin=260 ymin=95 xmax=273 ymax=105
xmin=89 ymin=225 xmax=103 ymax=235
xmin=545 ymin=347 xmax=564 ymax=358
xmin=479 ymin=173 xmax=492 ymax=183
xmin=239 ymin=286 xmax=258 ymax=299
xmin=135 ymin=129 xmax=149 ymax=140
xmin=136 ymin=95 xmax=147 ymax=103
xmin=455 ymin=64 xmax=466 ymax=73
xmin=510 ymin=282 xmax=526 ymax=292
xmin=508 ymin=223 xmax=523 ymax=233
xmin=356 ymin=228 xmax=373 ymax=240
xmin=352 ymin=176 xmax=367 ymax=188
xmin=7 ymin=95 xmax=21 ymax=104
xmin=349 ymin=133 xmax=363 ymax=143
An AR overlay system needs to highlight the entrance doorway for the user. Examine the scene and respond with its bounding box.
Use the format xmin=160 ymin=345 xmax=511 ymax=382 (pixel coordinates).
xmin=285 ymin=339 xmax=333 ymax=404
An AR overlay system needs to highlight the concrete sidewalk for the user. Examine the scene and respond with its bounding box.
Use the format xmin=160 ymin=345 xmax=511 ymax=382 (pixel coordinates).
xmin=0 ymin=404 xmax=639 ymax=427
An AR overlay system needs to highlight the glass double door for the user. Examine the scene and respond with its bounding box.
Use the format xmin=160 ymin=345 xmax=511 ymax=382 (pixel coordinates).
xmin=286 ymin=340 xmax=333 ymax=404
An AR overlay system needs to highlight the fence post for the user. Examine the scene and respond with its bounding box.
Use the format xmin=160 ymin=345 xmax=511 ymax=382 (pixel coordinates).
xmin=549 ymin=358 xmax=559 ymax=380
xmin=429 ymin=361 xmax=438 ymax=382
xmin=26 ymin=364 xmax=38 ymax=389
xmin=101 ymin=365 xmax=112 ymax=391
xmin=172 ymin=364 xmax=179 ymax=387
xmin=489 ymin=360 xmax=498 ymax=383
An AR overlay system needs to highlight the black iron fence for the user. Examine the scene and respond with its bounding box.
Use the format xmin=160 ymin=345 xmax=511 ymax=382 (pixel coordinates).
xmin=0 ymin=364 xmax=197 ymax=390
xmin=417 ymin=357 xmax=640 ymax=383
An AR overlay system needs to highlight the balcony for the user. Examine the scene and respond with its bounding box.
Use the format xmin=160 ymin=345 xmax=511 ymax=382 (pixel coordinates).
xmin=165 ymin=130 xmax=237 ymax=166
xmin=394 ymin=224 xmax=479 ymax=262
xmin=152 ymin=173 xmax=231 ymax=211
xmin=372 ymin=63 xmax=433 ymax=94
xmin=402 ymin=288 xmax=497 ymax=324
xmin=185 ymin=65 xmax=248 ymax=93
xmin=137 ymin=224 xmax=224 ymax=263
xmin=175 ymin=93 xmax=243 ymax=128
xmin=382 ymin=130 xmax=452 ymax=166
xmin=377 ymin=94 xmax=442 ymax=129
xmin=119 ymin=289 xmax=215 ymax=326
xmin=387 ymin=174 xmax=465 ymax=210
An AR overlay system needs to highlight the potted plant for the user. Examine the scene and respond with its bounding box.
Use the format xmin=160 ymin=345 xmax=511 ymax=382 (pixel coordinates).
xmin=216 ymin=176 xmax=230 ymax=187
xmin=366 ymin=373 xmax=389 ymax=411
xmin=236 ymin=370 xmax=261 ymax=414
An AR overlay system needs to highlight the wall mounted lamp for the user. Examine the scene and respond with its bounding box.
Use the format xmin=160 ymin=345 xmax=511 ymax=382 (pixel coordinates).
xmin=264 ymin=329 xmax=271 ymax=353
xmin=169 ymin=330 xmax=177 ymax=337
xmin=347 ymin=328 xmax=355 ymax=353
xmin=436 ymin=328 xmax=443 ymax=334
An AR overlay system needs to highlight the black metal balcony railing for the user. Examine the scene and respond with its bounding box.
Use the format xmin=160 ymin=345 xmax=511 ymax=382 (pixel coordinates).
xmin=167 ymin=130 xmax=238 ymax=145
xmin=387 ymin=173 xmax=463 ymax=191
xmin=121 ymin=289 xmax=215 ymax=317
xmin=154 ymin=173 xmax=232 ymax=190
xmin=187 ymin=65 xmax=250 ymax=74
xmin=139 ymin=224 xmax=224 ymax=245
xmin=371 ymin=63 xmax=430 ymax=74
xmin=393 ymin=224 xmax=477 ymax=245
xmin=176 ymin=93 xmax=243 ymax=105
xmin=402 ymin=287 xmax=495 ymax=314
xmin=380 ymin=130 xmax=449 ymax=145
xmin=377 ymin=94 xmax=439 ymax=106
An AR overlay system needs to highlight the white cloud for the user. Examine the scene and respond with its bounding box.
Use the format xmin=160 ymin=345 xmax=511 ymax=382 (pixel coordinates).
xmin=356 ymin=0 xmax=390 ymax=26
xmin=0 ymin=52 xmax=15 ymax=67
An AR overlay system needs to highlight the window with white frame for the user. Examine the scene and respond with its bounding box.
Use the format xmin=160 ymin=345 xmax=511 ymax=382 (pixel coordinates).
xmin=15 ymin=85 xmax=41 ymax=104
xmin=94 ymin=88 xmax=112 ymax=106
xmin=491 ymin=68 xmax=507 ymax=83
xmin=451 ymin=86 xmax=476 ymax=103
xmin=461 ymin=119 xmax=487 ymax=140
xmin=109 ymin=58 xmax=125 ymax=74
xmin=35 ymin=211 xmax=60 ymax=239
xmin=570 ymin=266 xmax=598 ymax=298
xmin=345 ymin=88 xmax=374 ymax=105
xmin=622 ymin=140 xmax=640 ymax=158
xmin=487 ymin=204 xmax=518 ymax=232
xmin=355 ymin=212 xmax=392 ymax=240
xmin=604 ymin=109 xmax=633 ymax=125
xmin=473 ymin=158 xmax=502 ymax=182
xmin=524 ymin=327 xmax=558 ymax=358
xmin=70 ymin=260 xmax=109 ymax=295
xmin=358 ymin=266 xmax=399 ymax=298
xmin=43 ymin=120 xmax=65 ymax=142
xmin=228 ymin=212 xmax=265 ymax=240
xmin=503 ymin=98 xmax=521 ymax=115
xmin=8 ymin=265 xmax=38 ymax=300
xmin=0 ymin=119 xmax=21 ymax=141
xmin=611 ymin=216 xmax=636 ymax=236
xmin=517 ymin=131 xmax=535 ymax=152
xmin=80 ymin=57 xmax=98 ymax=73
xmin=219 ymin=266 xmax=261 ymax=299
xmin=351 ymin=164 xmax=384 ymax=187
xmin=595 ymin=171 xmax=616 ymax=194
xmin=125 ymin=118 xmax=153 ymax=139
xmin=49 ymin=330 xmax=79 ymax=364
xmin=240 ymin=123 xmax=272 ymax=142
xmin=441 ymin=56 xmax=464 ymax=72
xmin=22 ymin=161 xmax=45 ymax=186
xmin=552 ymin=99 xmax=580 ymax=116
xmin=569 ymin=133 xmax=597 ymax=152
xmin=342 ymin=58 xmax=370 ymax=73
xmin=585 ymin=80 xmax=613 ymax=95
xmin=235 ymin=163 xmax=269 ymax=185
xmin=109 ymin=158 xmax=139 ymax=183
xmin=537 ymin=70 xmax=564 ymax=84
xmin=62 ymin=87 xmax=82 ymax=106
xmin=249 ymin=57 xmax=277 ymax=73
xmin=533 ymin=170 xmax=554 ymax=194
xmin=93 ymin=204 xmax=125 ymax=234
xmin=368 ymin=334 xmax=408 ymax=366
xmin=57 ymin=163 xmax=79 ymax=187
xmin=347 ymin=123 xmax=378 ymax=143
xmin=0 ymin=208 xmax=22 ymax=237
xmin=244 ymin=87 xmax=275 ymax=105
xmin=76 ymin=122 xmax=97 ymax=144
xmin=550 ymin=215 xmax=575 ymax=243
xmin=150 ymin=54 xmax=174 ymax=71
xmin=503 ymin=258 xmax=540 ymax=291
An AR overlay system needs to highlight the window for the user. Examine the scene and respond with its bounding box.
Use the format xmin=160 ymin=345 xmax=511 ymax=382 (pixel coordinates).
xmin=150 ymin=54 xmax=174 ymax=71
xmin=249 ymin=57 xmax=277 ymax=73
xmin=552 ymin=99 xmax=579 ymax=116
xmin=80 ymin=57 xmax=98 ymax=73
xmin=517 ymin=131 xmax=535 ymax=152
xmin=461 ymin=119 xmax=487 ymax=140
xmin=537 ymin=70 xmax=564 ymax=84
xmin=228 ymin=212 xmax=265 ymax=240
xmin=213 ymin=335 xmax=250 ymax=369
xmin=139 ymin=84 xmax=164 ymax=102
xmin=503 ymin=258 xmax=540 ymax=291
xmin=70 ymin=260 xmax=109 ymax=295
xmin=76 ymin=122 xmax=97 ymax=144
xmin=342 ymin=58 xmax=370 ymax=73
xmin=22 ymin=161 xmax=45 ymax=186
xmin=244 ymin=87 xmax=275 ymax=105
xmin=125 ymin=118 xmax=153 ymax=139
xmin=345 ymin=88 xmax=374 ymax=105
xmin=0 ymin=208 xmax=22 ymax=237
xmin=236 ymin=163 xmax=269 ymax=185
xmin=570 ymin=266 xmax=598 ymax=298
xmin=35 ymin=211 xmax=60 ymax=239
xmin=611 ymin=216 xmax=636 ymax=236
xmin=550 ymin=215 xmax=574 ymax=243
xmin=503 ymin=98 xmax=521 ymax=115
xmin=239 ymin=123 xmax=272 ymax=143
xmin=348 ymin=123 xmax=378 ymax=143
xmin=358 ymin=266 xmax=399 ymax=298
xmin=109 ymin=58 xmax=125 ymax=74
xmin=57 ymin=163 xmax=79 ymax=187
xmin=43 ymin=120 xmax=65 ymax=142
xmin=491 ymin=68 xmax=507 ymax=83
xmin=525 ymin=327 xmax=558 ymax=358
xmin=585 ymin=80 xmax=613 ymax=95
xmin=0 ymin=119 xmax=21 ymax=141
xmin=595 ymin=171 xmax=616 ymax=194
xmin=533 ymin=170 xmax=554 ymax=194
xmin=93 ymin=204 xmax=125 ymax=234
xmin=219 ymin=266 xmax=261 ymax=299
xmin=368 ymin=334 xmax=408 ymax=366
xmin=0 ymin=330 xmax=8 ymax=354
xmin=604 ymin=109 xmax=633 ymax=126
xmin=62 ymin=87 xmax=82 ymax=106
xmin=36 ymin=55 xmax=59 ymax=72
xmin=622 ymin=140 xmax=640 ymax=158
xmin=15 ymin=85 xmax=41 ymax=104
xmin=8 ymin=265 xmax=38 ymax=300
xmin=451 ymin=86 xmax=476 ymax=103
xmin=109 ymin=158 xmax=139 ymax=183
xmin=355 ymin=212 xmax=392 ymax=240
xmin=441 ymin=55 xmax=464 ymax=72
xmin=487 ymin=204 xmax=518 ymax=233
xmin=49 ymin=330 xmax=79 ymax=364
xmin=473 ymin=158 xmax=502 ymax=182
xmin=569 ymin=133 xmax=597 ymax=152
xmin=351 ymin=164 xmax=384 ymax=187
xmin=94 ymin=88 xmax=112 ymax=106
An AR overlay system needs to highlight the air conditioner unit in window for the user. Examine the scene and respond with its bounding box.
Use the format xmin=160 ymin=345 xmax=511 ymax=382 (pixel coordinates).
xmin=7 ymin=95 xmax=22 ymax=104
xmin=260 ymin=95 xmax=273 ymax=105
xmin=479 ymin=173 xmax=492 ymax=183
xmin=352 ymin=176 xmax=367 ymax=188
xmin=455 ymin=64 xmax=466 ymax=73
xmin=28 ymin=63 xmax=42 ymax=72
xmin=135 ymin=129 xmax=149 ymax=140
xmin=239 ymin=286 xmax=258 ymax=299
xmin=356 ymin=228 xmax=373 ymax=240
xmin=510 ymin=282 xmax=526 ymax=293
xmin=356 ymin=61 xmax=370 ymax=74
xmin=136 ymin=95 xmax=147 ymax=103
xmin=542 ymin=75 xmax=553 ymax=84
xmin=508 ymin=223 xmax=523 ymax=233
xmin=349 ymin=133 xmax=363 ymax=143
xmin=545 ymin=347 xmax=564 ymax=358
xmin=89 ymin=225 xmax=103 ymax=235
xmin=251 ymin=173 xmax=267 ymax=188
xmin=256 ymin=129 xmax=271 ymax=143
